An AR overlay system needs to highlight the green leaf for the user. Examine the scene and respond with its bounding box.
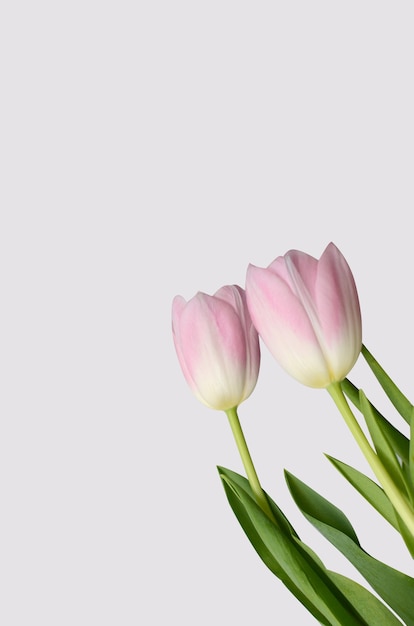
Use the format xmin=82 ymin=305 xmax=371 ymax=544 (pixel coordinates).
xmin=410 ymin=406 xmax=414 ymax=490
xmin=285 ymin=470 xmax=414 ymax=626
xmin=326 ymin=455 xmax=399 ymax=530
xmin=358 ymin=389 xmax=409 ymax=496
xmin=395 ymin=509 xmax=414 ymax=560
xmin=219 ymin=466 xmax=299 ymax=539
xmin=218 ymin=469 xmax=334 ymax=625
xmin=328 ymin=572 xmax=403 ymax=626
xmin=361 ymin=345 xmax=413 ymax=425
xmin=219 ymin=466 xmax=397 ymax=626
xmin=342 ymin=378 xmax=409 ymax=468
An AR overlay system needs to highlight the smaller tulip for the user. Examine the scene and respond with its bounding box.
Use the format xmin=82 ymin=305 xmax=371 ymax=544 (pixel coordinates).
xmin=245 ymin=242 xmax=362 ymax=388
xmin=172 ymin=285 xmax=260 ymax=411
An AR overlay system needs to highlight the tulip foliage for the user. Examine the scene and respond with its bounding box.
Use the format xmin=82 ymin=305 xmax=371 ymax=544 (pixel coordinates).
xmin=172 ymin=243 xmax=414 ymax=625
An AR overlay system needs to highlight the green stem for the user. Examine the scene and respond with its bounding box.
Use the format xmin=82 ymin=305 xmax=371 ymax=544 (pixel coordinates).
xmin=328 ymin=381 xmax=414 ymax=539
xmin=226 ymin=406 xmax=275 ymax=522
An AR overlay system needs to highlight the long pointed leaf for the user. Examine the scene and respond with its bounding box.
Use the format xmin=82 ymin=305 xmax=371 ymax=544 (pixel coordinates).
xmin=394 ymin=509 xmax=414 ymax=560
xmin=342 ymin=378 xmax=409 ymax=467
xmin=410 ymin=406 xmax=414 ymax=490
xmin=285 ymin=471 xmax=414 ymax=625
xmin=326 ymin=455 xmax=399 ymax=530
xmin=219 ymin=467 xmax=396 ymax=626
xmin=219 ymin=466 xmax=299 ymax=539
xmin=362 ymin=345 xmax=413 ymax=425
xmin=219 ymin=470 xmax=331 ymax=625
xmin=329 ymin=572 xmax=402 ymax=626
xmin=358 ymin=389 xmax=409 ymax=496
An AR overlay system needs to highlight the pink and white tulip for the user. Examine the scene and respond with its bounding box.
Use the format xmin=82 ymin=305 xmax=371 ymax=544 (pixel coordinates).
xmin=172 ymin=285 xmax=260 ymax=411
xmin=245 ymin=243 xmax=362 ymax=388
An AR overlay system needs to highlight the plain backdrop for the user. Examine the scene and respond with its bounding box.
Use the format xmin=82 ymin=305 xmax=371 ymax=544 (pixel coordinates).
xmin=1 ymin=2 xmax=414 ymax=624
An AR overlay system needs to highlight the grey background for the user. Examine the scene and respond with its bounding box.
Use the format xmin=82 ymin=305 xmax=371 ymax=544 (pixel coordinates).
xmin=1 ymin=1 xmax=413 ymax=624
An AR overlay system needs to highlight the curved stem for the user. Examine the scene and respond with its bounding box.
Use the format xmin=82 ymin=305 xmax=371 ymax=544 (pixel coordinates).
xmin=328 ymin=381 xmax=414 ymax=538
xmin=226 ymin=407 xmax=275 ymax=522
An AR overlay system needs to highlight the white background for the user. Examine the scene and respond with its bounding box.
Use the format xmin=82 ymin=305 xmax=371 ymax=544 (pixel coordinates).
xmin=1 ymin=2 xmax=414 ymax=624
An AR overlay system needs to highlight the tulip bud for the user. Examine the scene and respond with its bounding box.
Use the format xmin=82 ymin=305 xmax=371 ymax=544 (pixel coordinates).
xmin=172 ymin=285 xmax=260 ymax=411
xmin=245 ymin=242 xmax=362 ymax=388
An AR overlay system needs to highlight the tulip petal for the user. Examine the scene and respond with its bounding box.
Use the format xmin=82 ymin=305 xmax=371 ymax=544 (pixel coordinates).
xmin=172 ymin=286 xmax=260 ymax=410
xmin=245 ymin=243 xmax=362 ymax=388
xmin=315 ymin=243 xmax=362 ymax=380
xmin=215 ymin=285 xmax=261 ymax=398
xmin=246 ymin=264 xmax=331 ymax=387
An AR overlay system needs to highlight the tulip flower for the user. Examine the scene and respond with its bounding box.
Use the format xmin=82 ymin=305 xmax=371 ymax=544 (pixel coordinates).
xmin=173 ymin=286 xmax=274 ymax=519
xmin=245 ymin=242 xmax=362 ymax=388
xmin=172 ymin=285 xmax=260 ymax=411
xmin=172 ymin=245 xmax=414 ymax=621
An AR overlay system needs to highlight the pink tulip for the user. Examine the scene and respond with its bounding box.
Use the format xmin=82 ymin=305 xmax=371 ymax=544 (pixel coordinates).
xmin=245 ymin=243 xmax=362 ymax=388
xmin=172 ymin=285 xmax=260 ymax=411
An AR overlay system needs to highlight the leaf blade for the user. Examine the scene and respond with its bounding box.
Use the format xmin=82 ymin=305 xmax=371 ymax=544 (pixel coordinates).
xmin=361 ymin=345 xmax=413 ymax=425
xmin=219 ymin=467 xmax=396 ymax=626
xmin=326 ymin=454 xmax=399 ymax=530
xmin=341 ymin=378 xmax=409 ymax=468
xmin=285 ymin=470 xmax=414 ymax=626
xmin=328 ymin=572 xmax=403 ymax=626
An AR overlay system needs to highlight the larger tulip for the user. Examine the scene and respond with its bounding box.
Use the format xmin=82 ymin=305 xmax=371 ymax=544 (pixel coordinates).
xmin=172 ymin=285 xmax=260 ymax=411
xmin=245 ymin=242 xmax=362 ymax=388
